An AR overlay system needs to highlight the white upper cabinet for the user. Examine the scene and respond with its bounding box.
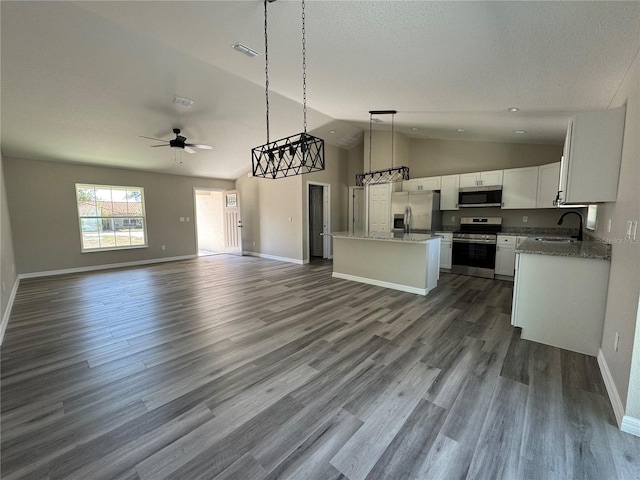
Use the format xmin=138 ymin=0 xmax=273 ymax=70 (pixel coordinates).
xmin=402 ymin=179 xmax=420 ymax=192
xmin=420 ymin=176 xmax=442 ymax=191
xmin=536 ymin=162 xmax=561 ymax=208
xmin=558 ymin=106 xmax=625 ymax=204
xmin=502 ymin=166 xmax=539 ymax=209
xmin=440 ymin=175 xmax=459 ymax=210
xmin=402 ymin=176 xmax=441 ymax=192
xmin=459 ymin=170 xmax=504 ymax=188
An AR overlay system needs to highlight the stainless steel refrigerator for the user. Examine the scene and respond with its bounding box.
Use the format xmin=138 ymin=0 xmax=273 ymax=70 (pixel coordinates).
xmin=391 ymin=191 xmax=441 ymax=235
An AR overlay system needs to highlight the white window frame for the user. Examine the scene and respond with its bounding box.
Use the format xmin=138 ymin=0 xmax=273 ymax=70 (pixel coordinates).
xmin=76 ymin=183 xmax=148 ymax=253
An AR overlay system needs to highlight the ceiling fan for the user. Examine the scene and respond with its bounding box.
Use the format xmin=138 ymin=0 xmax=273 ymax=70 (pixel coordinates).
xmin=140 ymin=128 xmax=213 ymax=154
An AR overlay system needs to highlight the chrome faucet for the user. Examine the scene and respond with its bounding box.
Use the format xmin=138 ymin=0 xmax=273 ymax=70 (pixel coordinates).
xmin=557 ymin=211 xmax=584 ymax=241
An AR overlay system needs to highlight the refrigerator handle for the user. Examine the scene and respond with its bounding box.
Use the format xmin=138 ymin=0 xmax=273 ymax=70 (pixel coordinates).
xmin=405 ymin=206 xmax=411 ymax=233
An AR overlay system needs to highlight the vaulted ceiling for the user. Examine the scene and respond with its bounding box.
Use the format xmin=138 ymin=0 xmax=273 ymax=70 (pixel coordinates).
xmin=2 ymin=1 xmax=639 ymax=180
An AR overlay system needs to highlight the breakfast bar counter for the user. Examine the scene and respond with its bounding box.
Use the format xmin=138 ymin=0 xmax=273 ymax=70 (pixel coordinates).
xmin=330 ymin=232 xmax=441 ymax=295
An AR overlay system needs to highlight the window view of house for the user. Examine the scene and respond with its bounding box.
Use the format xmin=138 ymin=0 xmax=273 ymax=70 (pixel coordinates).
xmin=76 ymin=184 xmax=147 ymax=251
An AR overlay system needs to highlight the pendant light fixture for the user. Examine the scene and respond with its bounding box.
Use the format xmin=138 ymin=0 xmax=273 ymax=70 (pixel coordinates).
xmin=355 ymin=110 xmax=410 ymax=186
xmin=252 ymin=0 xmax=325 ymax=179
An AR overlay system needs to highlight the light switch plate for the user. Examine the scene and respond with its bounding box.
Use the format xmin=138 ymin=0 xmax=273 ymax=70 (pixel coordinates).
xmin=522 ymin=216 xmax=528 ymax=223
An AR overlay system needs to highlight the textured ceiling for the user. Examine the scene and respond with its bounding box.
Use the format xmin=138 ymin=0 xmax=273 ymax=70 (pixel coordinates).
xmin=2 ymin=1 xmax=639 ymax=180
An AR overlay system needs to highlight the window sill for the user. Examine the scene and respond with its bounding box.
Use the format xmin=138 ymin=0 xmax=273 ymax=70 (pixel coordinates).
xmin=81 ymin=245 xmax=149 ymax=254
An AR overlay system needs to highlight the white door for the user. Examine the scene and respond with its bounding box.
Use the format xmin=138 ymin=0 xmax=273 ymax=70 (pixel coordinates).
xmin=310 ymin=185 xmax=324 ymax=257
xmin=368 ymin=184 xmax=390 ymax=235
xmin=223 ymin=190 xmax=242 ymax=255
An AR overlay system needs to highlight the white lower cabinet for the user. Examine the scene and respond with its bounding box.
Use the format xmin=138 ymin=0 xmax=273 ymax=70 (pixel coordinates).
xmin=511 ymin=252 xmax=610 ymax=356
xmin=495 ymin=235 xmax=516 ymax=276
xmin=435 ymin=232 xmax=453 ymax=269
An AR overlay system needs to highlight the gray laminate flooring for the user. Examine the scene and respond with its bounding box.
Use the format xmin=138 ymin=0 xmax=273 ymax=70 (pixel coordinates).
xmin=1 ymin=255 xmax=639 ymax=479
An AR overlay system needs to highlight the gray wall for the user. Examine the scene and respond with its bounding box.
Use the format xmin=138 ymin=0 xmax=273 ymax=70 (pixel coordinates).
xmin=441 ymin=207 xmax=584 ymax=231
xmin=592 ymin=49 xmax=640 ymax=419
xmin=1 ymin=153 xmax=18 ymax=333
xmin=235 ymin=142 xmax=349 ymax=263
xmin=408 ymin=138 xmax=563 ymax=177
xmin=3 ymin=157 xmax=234 ymax=274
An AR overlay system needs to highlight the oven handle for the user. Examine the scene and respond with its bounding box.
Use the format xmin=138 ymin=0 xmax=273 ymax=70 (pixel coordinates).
xmin=453 ymin=238 xmax=497 ymax=245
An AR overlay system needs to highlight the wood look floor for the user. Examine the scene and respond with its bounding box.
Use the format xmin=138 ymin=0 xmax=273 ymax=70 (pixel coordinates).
xmin=2 ymin=255 xmax=639 ymax=480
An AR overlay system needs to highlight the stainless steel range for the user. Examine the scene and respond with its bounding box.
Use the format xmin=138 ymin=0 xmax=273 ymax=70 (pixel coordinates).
xmin=451 ymin=217 xmax=502 ymax=279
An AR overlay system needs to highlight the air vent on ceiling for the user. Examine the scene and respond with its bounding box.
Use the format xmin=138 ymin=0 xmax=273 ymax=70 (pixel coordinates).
xmin=173 ymin=95 xmax=194 ymax=108
xmin=232 ymin=43 xmax=260 ymax=58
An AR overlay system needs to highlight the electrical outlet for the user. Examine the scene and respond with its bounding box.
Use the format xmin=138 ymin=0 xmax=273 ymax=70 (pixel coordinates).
xmin=162 ymin=245 xmax=166 ymax=251
xmin=522 ymin=216 xmax=528 ymax=223
xmin=450 ymin=216 xmax=455 ymax=222
xmin=614 ymin=332 xmax=620 ymax=352
xmin=186 ymin=217 xmax=190 ymax=222
xmin=253 ymin=241 xmax=256 ymax=247
xmin=288 ymin=216 xmax=292 ymax=222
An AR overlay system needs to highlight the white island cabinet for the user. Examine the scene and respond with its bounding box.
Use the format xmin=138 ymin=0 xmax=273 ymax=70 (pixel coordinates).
xmin=331 ymin=232 xmax=441 ymax=296
xmin=511 ymin=242 xmax=611 ymax=356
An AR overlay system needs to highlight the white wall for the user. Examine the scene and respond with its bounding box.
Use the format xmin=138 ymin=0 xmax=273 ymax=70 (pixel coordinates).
xmin=593 ymin=47 xmax=640 ymax=421
xmin=1 ymin=153 xmax=18 ymax=341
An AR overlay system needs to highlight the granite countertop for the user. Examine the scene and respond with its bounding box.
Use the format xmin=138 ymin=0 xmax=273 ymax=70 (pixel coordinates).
xmin=330 ymin=231 xmax=440 ymax=243
xmin=516 ymin=237 xmax=611 ymax=260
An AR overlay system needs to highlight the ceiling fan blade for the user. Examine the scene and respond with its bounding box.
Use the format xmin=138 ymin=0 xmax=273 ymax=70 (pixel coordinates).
xmin=184 ymin=146 xmax=197 ymax=154
xmin=187 ymin=143 xmax=213 ymax=150
xmin=139 ymin=135 xmax=168 ymax=142
xmin=150 ymin=144 xmax=169 ymax=147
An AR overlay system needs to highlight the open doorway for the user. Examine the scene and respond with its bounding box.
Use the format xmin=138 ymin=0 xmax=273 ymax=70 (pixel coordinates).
xmin=194 ymin=189 xmax=225 ymax=256
xmin=349 ymin=186 xmax=365 ymax=234
xmin=307 ymin=182 xmax=331 ymax=262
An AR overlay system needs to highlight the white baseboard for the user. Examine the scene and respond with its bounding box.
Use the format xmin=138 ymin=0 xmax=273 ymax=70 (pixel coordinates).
xmin=0 ymin=277 xmax=20 ymax=345
xmin=18 ymin=255 xmax=197 ymax=280
xmin=597 ymin=349 xmax=625 ymax=427
xmin=621 ymin=415 xmax=640 ymax=437
xmin=243 ymin=251 xmax=304 ymax=265
xmin=332 ymin=272 xmax=428 ymax=296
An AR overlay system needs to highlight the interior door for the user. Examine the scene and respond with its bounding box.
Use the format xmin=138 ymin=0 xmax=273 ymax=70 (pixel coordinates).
xmin=351 ymin=187 xmax=365 ymax=234
xmin=223 ymin=190 xmax=242 ymax=255
xmin=310 ymin=185 xmax=324 ymax=257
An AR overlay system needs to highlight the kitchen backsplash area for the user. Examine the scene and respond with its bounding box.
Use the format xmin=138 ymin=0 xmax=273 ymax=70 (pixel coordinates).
xmin=441 ymin=207 xmax=587 ymax=235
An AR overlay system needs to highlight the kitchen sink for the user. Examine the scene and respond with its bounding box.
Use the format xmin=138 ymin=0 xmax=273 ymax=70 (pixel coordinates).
xmin=534 ymin=237 xmax=576 ymax=243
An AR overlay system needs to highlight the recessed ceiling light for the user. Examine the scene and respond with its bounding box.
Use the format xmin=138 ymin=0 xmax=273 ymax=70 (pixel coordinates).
xmin=172 ymin=95 xmax=194 ymax=108
xmin=411 ymin=127 xmax=419 ymax=131
xmin=507 ymin=107 xmax=520 ymax=112
xmin=457 ymin=128 xmax=466 ymax=132
xmin=513 ymin=130 xmax=527 ymax=134
xmin=329 ymin=130 xmax=336 ymax=134
xmin=231 ymin=43 xmax=260 ymax=57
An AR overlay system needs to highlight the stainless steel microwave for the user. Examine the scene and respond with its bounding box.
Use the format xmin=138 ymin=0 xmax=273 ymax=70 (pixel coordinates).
xmin=458 ymin=185 xmax=502 ymax=208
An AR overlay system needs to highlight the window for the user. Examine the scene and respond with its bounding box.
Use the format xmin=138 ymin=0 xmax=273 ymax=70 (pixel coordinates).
xmin=76 ymin=184 xmax=148 ymax=252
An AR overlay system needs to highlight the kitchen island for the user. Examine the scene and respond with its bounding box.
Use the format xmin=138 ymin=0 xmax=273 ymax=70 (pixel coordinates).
xmin=512 ymin=237 xmax=611 ymax=356
xmin=330 ymin=232 xmax=441 ymax=295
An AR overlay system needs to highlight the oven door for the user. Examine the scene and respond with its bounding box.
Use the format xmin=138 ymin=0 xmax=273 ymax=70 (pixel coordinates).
xmin=451 ymin=239 xmax=496 ymax=279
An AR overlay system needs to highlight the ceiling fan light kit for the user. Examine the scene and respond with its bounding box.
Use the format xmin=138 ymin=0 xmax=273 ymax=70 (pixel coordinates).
xmin=252 ymin=0 xmax=325 ymax=180
xmin=356 ymin=110 xmax=410 ymax=187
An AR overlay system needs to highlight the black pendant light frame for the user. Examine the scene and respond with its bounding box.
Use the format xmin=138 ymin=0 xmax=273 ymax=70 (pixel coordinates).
xmin=252 ymin=0 xmax=325 ymax=179
xmin=356 ymin=110 xmax=410 ymax=187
